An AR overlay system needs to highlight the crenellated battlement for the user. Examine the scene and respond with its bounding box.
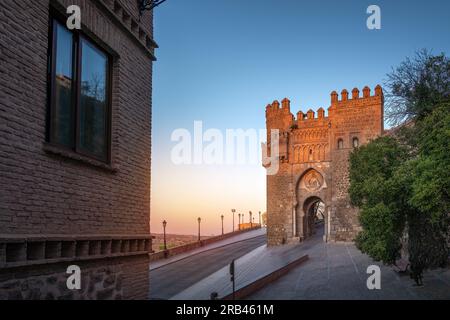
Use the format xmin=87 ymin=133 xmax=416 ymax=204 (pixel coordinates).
xmin=266 ymin=98 xmax=329 ymax=122
xmin=265 ymin=98 xmax=292 ymax=116
xmin=330 ymin=85 xmax=383 ymax=105
xmin=266 ymin=85 xmax=383 ymax=124
xmin=297 ymin=107 xmax=327 ymax=121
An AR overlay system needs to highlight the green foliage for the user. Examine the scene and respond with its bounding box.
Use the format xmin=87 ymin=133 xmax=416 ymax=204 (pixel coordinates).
xmin=410 ymin=103 xmax=450 ymax=224
xmin=355 ymin=203 xmax=403 ymax=264
xmin=408 ymin=211 xmax=448 ymax=274
xmin=350 ymin=137 xmax=408 ymax=264
xmin=350 ymin=93 xmax=450 ymax=283
xmin=349 ymin=136 xmax=408 ymax=208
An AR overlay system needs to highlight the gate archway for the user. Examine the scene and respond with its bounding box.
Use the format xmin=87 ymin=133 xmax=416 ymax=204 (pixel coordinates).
xmin=302 ymin=196 xmax=325 ymax=238
xmin=295 ymin=168 xmax=329 ymax=242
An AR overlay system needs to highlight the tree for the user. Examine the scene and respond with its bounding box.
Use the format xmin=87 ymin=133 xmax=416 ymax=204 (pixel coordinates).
xmin=350 ymin=120 xmax=449 ymax=284
xmin=349 ymin=136 xmax=409 ymax=264
xmin=350 ymin=51 xmax=450 ymax=285
xmin=406 ymin=103 xmax=450 ymax=283
xmin=385 ymin=49 xmax=450 ymax=126
xmin=410 ymin=103 xmax=450 ymax=218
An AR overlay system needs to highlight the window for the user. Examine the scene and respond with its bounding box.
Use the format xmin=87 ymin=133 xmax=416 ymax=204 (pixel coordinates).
xmin=353 ymin=137 xmax=359 ymax=148
xmin=48 ymin=19 xmax=111 ymax=162
xmin=337 ymin=139 xmax=344 ymax=149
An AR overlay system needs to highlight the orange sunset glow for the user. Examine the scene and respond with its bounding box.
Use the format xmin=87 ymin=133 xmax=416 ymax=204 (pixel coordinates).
xmin=151 ymin=163 xmax=266 ymax=235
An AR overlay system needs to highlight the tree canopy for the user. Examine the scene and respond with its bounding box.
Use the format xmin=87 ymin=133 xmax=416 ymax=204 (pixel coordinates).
xmin=385 ymin=49 xmax=450 ymax=126
xmin=350 ymin=51 xmax=449 ymax=285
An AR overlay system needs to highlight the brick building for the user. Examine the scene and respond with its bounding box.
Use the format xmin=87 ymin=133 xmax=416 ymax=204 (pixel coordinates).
xmin=264 ymin=86 xmax=384 ymax=245
xmin=0 ymin=0 xmax=156 ymax=299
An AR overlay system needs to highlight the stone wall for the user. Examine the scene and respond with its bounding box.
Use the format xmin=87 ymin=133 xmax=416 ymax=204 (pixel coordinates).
xmin=0 ymin=255 xmax=148 ymax=300
xmin=266 ymin=166 xmax=293 ymax=245
xmin=329 ymin=151 xmax=360 ymax=241
xmin=265 ymin=86 xmax=384 ymax=245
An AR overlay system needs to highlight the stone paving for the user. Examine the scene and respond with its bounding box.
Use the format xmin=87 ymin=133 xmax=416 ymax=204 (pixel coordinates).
xmin=247 ymin=230 xmax=450 ymax=300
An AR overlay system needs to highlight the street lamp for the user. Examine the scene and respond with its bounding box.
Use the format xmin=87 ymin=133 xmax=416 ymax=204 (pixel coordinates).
xmin=231 ymin=209 xmax=236 ymax=232
xmin=221 ymin=215 xmax=224 ymax=235
xmin=249 ymin=211 xmax=253 ymax=228
xmin=162 ymin=220 xmax=167 ymax=251
xmin=197 ymin=217 xmax=201 ymax=242
xmin=238 ymin=213 xmax=241 ymax=230
xmin=139 ymin=0 xmax=168 ymax=15
xmin=259 ymin=211 xmax=261 ymax=227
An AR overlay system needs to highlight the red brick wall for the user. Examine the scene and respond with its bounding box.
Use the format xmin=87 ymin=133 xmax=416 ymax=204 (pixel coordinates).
xmin=0 ymin=0 xmax=152 ymax=235
xmin=0 ymin=0 xmax=154 ymax=299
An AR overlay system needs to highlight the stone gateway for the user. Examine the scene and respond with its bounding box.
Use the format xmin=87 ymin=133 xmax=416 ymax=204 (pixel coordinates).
xmin=264 ymin=86 xmax=384 ymax=245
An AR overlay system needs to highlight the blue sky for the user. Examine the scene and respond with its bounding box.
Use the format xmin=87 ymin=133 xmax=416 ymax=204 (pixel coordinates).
xmin=151 ymin=0 xmax=450 ymax=235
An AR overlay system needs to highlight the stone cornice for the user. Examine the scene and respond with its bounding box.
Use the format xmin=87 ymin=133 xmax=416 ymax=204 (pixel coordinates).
xmin=0 ymin=234 xmax=152 ymax=269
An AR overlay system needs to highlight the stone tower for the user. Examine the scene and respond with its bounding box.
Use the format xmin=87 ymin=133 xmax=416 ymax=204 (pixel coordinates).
xmin=264 ymin=86 xmax=384 ymax=245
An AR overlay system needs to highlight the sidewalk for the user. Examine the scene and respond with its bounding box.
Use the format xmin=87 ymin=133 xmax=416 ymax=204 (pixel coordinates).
xmin=150 ymin=228 xmax=266 ymax=271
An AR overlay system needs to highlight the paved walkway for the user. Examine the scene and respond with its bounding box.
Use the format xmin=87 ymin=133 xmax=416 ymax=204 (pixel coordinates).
xmin=247 ymin=231 xmax=450 ymax=300
xmin=150 ymin=228 xmax=266 ymax=271
xmin=149 ymin=233 xmax=267 ymax=300
xmin=171 ymin=228 xmax=450 ymax=300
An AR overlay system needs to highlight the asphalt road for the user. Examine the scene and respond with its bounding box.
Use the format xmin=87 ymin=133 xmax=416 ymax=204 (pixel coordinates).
xmin=149 ymin=235 xmax=267 ymax=300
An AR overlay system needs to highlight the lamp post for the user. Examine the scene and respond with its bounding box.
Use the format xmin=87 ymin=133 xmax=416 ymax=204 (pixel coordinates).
xmin=162 ymin=220 xmax=167 ymax=251
xmin=197 ymin=217 xmax=201 ymax=242
xmin=139 ymin=0 xmax=168 ymax=15
xmin=231 ymin=209 xmax=236 ymax=232
xmin=238 ymin=213 xmax=241 ymax=230
xmin=249 ymin=211 xmax=253 ymax=228
xmin=259 ymin=211 xmax=261 ymax=227
xmin=221 ymin=215 xmax=224 ymax=235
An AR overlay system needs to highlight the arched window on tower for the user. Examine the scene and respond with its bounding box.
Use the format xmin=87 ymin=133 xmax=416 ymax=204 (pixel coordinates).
xmin=353 ymin=137 xmax=359 ymax=148
xmin=337 ymin=139 xmax=344 ymax=149
xmin=309 ymin=148 xmax=313 ymax=161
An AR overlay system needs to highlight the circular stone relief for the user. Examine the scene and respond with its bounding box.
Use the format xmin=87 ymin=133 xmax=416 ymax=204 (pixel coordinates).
xmin=302 ymin=170 xmax=324 ymax=191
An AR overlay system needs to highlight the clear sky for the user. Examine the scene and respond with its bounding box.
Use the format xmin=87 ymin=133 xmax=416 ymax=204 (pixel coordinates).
xmin=151 ymin=0 xmax=450 ymax=236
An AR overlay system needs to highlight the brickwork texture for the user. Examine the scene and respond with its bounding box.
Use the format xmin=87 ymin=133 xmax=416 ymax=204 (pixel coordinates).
xmin=0 ymin=0 xmax=154 ymax=299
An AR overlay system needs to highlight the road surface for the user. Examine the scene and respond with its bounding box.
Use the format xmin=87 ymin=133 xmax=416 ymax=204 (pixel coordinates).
xmin=149 ymin=234 xmax=267 ymax=299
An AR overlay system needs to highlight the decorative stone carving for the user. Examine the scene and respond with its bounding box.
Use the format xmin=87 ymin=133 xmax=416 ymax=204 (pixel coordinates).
xmin=303 ymin=170 xmax=323 ymax=191
xmin=301 ymin=170 xmax=324 ymax=192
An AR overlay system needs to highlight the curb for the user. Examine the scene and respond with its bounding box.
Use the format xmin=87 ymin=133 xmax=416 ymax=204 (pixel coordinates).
xmin=221 ymin=254 xmax=309 ymax=300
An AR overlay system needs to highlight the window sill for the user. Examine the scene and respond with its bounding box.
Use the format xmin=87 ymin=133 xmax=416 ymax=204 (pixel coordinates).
xmin=43 ymin=143 xmax=117 ymax=173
